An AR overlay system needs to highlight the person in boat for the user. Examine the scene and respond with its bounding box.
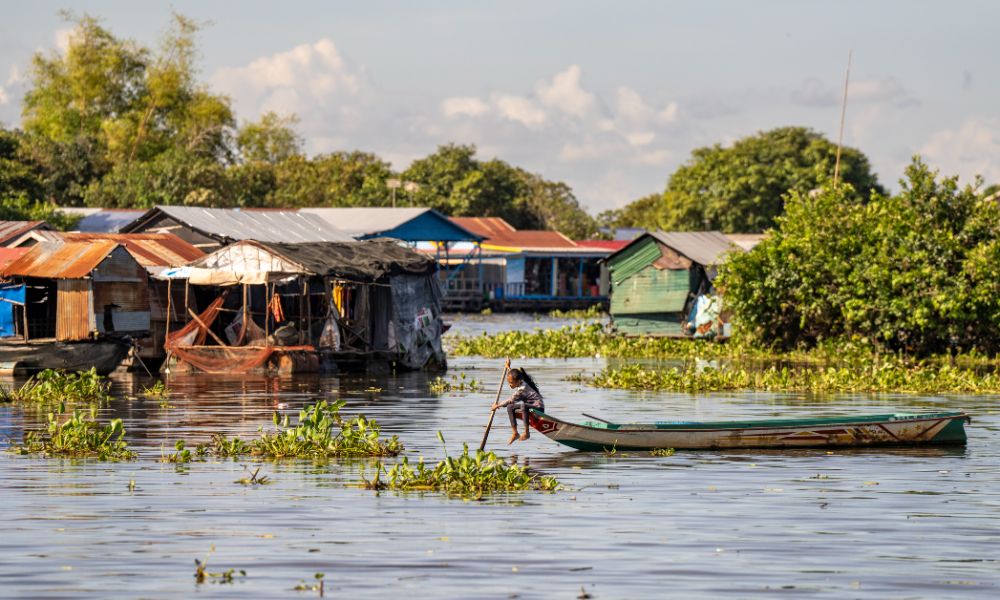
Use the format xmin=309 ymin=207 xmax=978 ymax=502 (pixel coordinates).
xmin=492 ymin=357 xmax=545 ymax=444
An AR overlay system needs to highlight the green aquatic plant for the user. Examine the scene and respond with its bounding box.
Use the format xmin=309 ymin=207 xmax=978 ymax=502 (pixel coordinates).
xmin=1 ymin=368 xmax=111 ymax=405
xmin=13 ymin=406 xmax=135 ymax=460
xmin=650 ymin=448 xmax=676 ymax=457
xmin=428 ymin=373 xmax=484 ymax=394
xmin=160 ymin=440 xmax=207 ymax=463
xmin=363 ymin=441 xmax=559 ymax=499
xmin=194 ymin=547 xmax=246 ymax=584
xmin=235 ymin=466 xmax=272 ymax=486
xmin=210 ymin=399 xmax=403 ymax=459
xmin=548 ymin=304 xmax=605 ymax=319
xmin=588 ymin=360 xmax=1000 ymax=394
xmin=292 ymin=572 xmax=325 ymax=595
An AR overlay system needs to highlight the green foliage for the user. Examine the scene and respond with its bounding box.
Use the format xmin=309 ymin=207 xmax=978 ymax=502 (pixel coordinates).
xmin=2 ymin=368 xmax=111 ymax=405
xmin=649 ymin=448 xmax=675 ymax=457
xmin=363 ymin=443 xmax=559 ymax=498
xmin=141 ymin=379 xmax=170 ymax=399
xmin=160 ymin=439 xmax=207 ymax=463
xmin=210 ymin=399 xmax=403 ymax=459
xmin=605 ymin=127 xmax=883 ymax=233
xmin=234 ymin=465 xmax=271 ymax=485
xmin=236 ymin=111 xmax=302 ymax=164
xmin=194 ymin=547 xmax=245 ymax=584
xmin=14 ymin=406 xmax=135 ymax=460
xmin=719 ymin=158 xmax=1000 ymax=355
xmin=588 ymin=360 xmax=1000 ymax=394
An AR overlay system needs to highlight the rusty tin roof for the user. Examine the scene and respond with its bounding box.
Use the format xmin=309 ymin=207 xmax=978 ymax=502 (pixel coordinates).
xmin=1 ymin=241 xmax=121 ymax=279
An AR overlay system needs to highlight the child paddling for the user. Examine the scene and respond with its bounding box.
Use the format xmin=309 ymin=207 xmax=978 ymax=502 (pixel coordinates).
xmin=492 ymin=357 xmax=545 ymax=444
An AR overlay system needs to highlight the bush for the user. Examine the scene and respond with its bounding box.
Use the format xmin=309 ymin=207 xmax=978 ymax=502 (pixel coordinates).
xmin=719 ymin=158 xmax=1000 ymax=356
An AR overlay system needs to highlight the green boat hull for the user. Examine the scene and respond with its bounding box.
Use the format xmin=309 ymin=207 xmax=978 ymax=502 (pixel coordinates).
xmin=527 ymin=410 xmax=970 ymax=451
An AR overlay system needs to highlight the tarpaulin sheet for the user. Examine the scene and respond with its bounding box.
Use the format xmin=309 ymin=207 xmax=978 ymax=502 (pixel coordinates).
xmin=0 ymin=283 xmax=25 ymax=338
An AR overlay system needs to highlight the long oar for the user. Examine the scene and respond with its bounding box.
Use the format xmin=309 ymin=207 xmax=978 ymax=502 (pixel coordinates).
xmin=478 ymin=360 xmax=510 ymax=451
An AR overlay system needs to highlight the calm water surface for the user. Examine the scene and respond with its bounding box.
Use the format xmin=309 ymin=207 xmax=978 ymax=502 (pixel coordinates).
xmin=1 ymin=316 xmax=998 ymax=598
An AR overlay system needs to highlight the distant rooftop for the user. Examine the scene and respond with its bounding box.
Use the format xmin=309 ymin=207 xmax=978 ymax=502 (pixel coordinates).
xmin=302 ymin=207 xmax=482 ymax=242
xmin=122 ymin=206 xmax=354 ymax=244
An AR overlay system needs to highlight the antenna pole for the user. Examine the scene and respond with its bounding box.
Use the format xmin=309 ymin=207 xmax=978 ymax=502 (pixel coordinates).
xmin=833 ymin=49 xmax=852 ymax=187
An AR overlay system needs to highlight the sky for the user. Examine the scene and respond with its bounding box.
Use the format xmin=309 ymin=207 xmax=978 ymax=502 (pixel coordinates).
xmin=2 ymin=0 xmax=999 ymax=214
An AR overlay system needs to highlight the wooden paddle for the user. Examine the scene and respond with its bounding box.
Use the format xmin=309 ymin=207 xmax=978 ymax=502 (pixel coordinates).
xmin=478 ymin=358 xmax=510 ymax=451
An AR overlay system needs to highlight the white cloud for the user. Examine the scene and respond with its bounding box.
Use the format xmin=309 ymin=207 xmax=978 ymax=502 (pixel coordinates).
xmin=791 ymin=76 xmax=917 ymax=108
xmin=441 ymin=96 xmax=489 ymax=118
xmin=6 ymin=65 xmax=21 ymax=87
xmin=536 ymin=65 xmax=596 ymax=118
xmin=919 ymin=117 xmax=1000 ymax=184
xmin=494 ymin=94 xmax=546 ymax=128
xmin=213 ymin=38 xmax=363 ymax=117
xmin=0 ymin=85 xmax=8 ymax=105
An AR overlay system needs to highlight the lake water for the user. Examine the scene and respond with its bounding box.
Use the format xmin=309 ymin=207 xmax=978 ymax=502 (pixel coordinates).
xmin=1 ymin=315 xmax=998 ymax=598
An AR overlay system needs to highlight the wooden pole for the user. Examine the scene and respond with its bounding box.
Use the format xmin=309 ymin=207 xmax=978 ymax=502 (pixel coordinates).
xmin=165 ymin=278 xmax=172 ymax=339
xmin=478 ymin=359 xmax=510 ymax=452
xmin=184 ymin=280 xmax=190 ymax=324
xmin=833 ymin=49 xmax=852 ymax=187
xmin=299 ymin=276 xmax=306 ymax=345
xmin=187 ymin=307 xmax=227 ymax=347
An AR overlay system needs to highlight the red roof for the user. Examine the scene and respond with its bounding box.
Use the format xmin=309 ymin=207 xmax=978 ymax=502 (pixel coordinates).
xmin=575 ymin=240 xmax=630 ymax=251
xmin=0 ymin=247 xmax=30 ymax=270
xmin=450 ymin=217 xmax=577 ymax=250
xmin=2 ymin=241 xmax=121 ymax=279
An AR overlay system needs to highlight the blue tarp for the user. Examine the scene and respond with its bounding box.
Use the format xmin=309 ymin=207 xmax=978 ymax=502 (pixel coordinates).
xmin=0 ymin=283 xmax=26 ymax=338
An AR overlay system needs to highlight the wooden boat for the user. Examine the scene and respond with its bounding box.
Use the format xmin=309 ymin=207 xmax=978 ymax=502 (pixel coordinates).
xmin=526 ymin=409 xmax=970 ymax=451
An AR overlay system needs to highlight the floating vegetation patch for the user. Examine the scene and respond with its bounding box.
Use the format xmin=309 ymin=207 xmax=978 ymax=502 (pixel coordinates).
xmin=210 ymin=400 xmax=403 ymax=459
xmin=548 ymin=304 xmax=605 ymax=319
xmin=363 ymin=436 xmax=559 ymax=499
xmin=160 ymin=440 xmax=207 ymax=463
xmin=429 ymin=373 xmax=484 ymax=394
xmin=292 ymin=573 xmax=325 ymax=595
xmin=1 ymin=368 xmax=111 ymax=405
xmin=588 ymin=361 xmax=1000 ymax=394
xmin=235 ymin=466 xmax=272 ymax=486
xmin=194 ymin=547 xmax=246 ymax=584
xmin=450 ymin=323 xmax=737 ymax=360
xmin=650 ymin=448 xmax=676 ymax=457
xmin=12 ymin=405 xmax=135 ymax=460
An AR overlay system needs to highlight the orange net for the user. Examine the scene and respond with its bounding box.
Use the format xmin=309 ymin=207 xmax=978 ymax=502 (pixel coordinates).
xmin=165 ymin=295 xmax=226 ymax=348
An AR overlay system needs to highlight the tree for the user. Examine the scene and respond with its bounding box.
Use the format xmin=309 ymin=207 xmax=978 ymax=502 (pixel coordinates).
xmin=719 ymin=158 xmax=1000 ymax=355
xmin=0 ymin=126 xmax=79 ymax=228
xmin=236 ymin=112 xmax=303 ymax=164
xmin=402 ymin=144 xmax=597 ymax=237
xmin=608 ymin=127 xmax=884 ymax=233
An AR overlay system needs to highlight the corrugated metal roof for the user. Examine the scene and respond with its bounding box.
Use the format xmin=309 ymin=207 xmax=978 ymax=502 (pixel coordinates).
xmin=125 ymin=206 xmax=354 ymax=243
xmin=0 ymin=220 xmax=50 ymax=245
xmin=0 ymin=247 xmax=30 ymax=270
xmin=725 ymin=233 xmax=767 ymax=251
xmin=575 ymin=240 xmax=630 ymax=251
xmin=607 ymin=231 xmax=739 ymax=268
xmin=303 ymin=207 xmax=482 ymax=241
xmin=449 ymin=216 xmax=579 ymax=250
xmin=649 ymin=231 xmax=739 ymax=265
xmin=1 ymin=241 xmax=120 ymax=279
xmin=75 ymin=209 xmax=146 ymax=233
xmin=59 ymin=233 xmax=204 ymax=267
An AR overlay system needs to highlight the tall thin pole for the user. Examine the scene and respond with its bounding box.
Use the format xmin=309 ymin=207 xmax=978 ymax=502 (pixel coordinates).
xmin=833 ymin=49 xmax=853 ymax=187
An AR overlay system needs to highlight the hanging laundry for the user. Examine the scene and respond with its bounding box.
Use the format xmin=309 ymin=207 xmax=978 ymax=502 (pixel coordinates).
xmin=269 ymin=292 xmax=286 ymax=323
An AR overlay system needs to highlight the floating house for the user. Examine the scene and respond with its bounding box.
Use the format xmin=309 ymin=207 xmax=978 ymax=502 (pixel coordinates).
xmin=120 ymin=206 xmax=353 ymax=252
xmin=156 ymin=239 xmax=446 ymax=375
xmin=0 ymin=241 xmax=152 ymax=374
xmin=605 ymin=231 xmax=742 ymax=337
xmin=6 ymin=232 xmax=204 ymax=368
xmin=301 ymin=207 xmax=485 ymax=310
xmin=449 ymin=217 xmax=616 ymax=310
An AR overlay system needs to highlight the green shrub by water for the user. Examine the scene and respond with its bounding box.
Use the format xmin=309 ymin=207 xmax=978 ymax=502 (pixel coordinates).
xmin=1 ymin=368 xmax=111 ymax=404
xmin=13 ymin=406 xmax=135 ymax=460
xmin=363 ymin=442 xmax=559 ymax=498
xmin=588 ymin=361 xmax=1000 ymax=394
xmin=210 ymin=399 xmax=402 ymax=459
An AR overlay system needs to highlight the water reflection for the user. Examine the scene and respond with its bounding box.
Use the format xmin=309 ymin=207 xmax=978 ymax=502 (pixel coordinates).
xmin=1 ymin=348 xmax=998 ymax=598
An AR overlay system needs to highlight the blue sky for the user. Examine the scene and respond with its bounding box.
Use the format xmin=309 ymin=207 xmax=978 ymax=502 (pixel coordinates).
xmin=2 ymin=1 xmax=998 ymax=213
